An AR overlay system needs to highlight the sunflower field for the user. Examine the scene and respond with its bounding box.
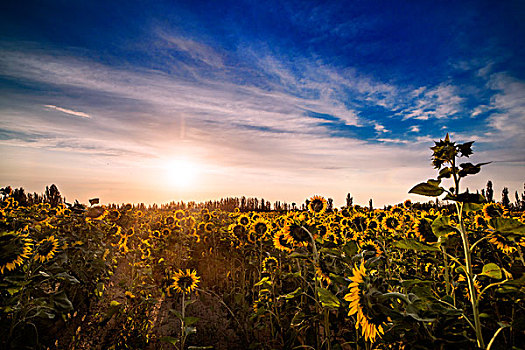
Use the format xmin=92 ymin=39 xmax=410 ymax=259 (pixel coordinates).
xmin=1 ymin=136 xmax=525 ymax=350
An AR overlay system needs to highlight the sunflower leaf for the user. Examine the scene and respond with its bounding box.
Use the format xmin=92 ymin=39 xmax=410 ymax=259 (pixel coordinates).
xmin=317 ymin=287 xmax=340 ymax=309
xmin=409 ymin=180 xmax=444 ymax=197
xmin=480 ymin=263 xmax=502 ymax=279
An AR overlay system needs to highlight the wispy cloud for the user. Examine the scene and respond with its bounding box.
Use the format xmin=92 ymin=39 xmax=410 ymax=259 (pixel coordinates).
xmin=44 ymin=104 xmax=91 ymax=118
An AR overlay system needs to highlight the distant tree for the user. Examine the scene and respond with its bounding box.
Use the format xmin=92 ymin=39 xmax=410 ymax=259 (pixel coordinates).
xmin=369 ymin=198 xmax=373 ymax=211
xmin=346 ymin=193 xmax=353 ymax=207
xmin=12 ymin=188 xmax=28 ymax=206
xmin=327 ymin=198 xmax=333 ymax=211
xmin=486 ymin=181 xmax=494 ymax=203
xmin=44 ymin=184 xmax=63 ymax=207
xmin=501 ymin=187 xmax=510 ymax=208
xmin=515 ymin=191 xmax=521 ymax=211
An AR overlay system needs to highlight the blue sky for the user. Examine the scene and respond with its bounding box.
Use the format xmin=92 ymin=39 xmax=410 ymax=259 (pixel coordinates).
xmin=1 ymin=0 xmax=524 ymax=206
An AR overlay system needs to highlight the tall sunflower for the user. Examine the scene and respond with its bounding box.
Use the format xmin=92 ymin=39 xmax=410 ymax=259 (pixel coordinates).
xmin=170 ymin=269 xmax=200 ymax=294
xmin=34 ymin=235 xmax=60 ymax=263
xmin=0 ymin=233 xmax=33 ymax=274
xmin=308 ymin=195 xmax=328 ymax=214
xmin=344 ymin=262 xmax=386 ymax=343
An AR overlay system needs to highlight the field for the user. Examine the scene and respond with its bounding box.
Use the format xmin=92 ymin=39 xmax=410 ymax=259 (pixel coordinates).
xmin=1 ymin=138 xmax=525 ymax=350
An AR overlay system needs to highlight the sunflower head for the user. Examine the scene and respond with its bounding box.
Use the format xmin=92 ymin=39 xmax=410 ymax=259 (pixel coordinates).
xmin=174 ymin=210 xmax=185 ymax=220
xmin=413 ymin=218 xmax=437 ymax=243
xmin=282 ymin=220 xmax=312 ymax=247
xmin=308 ymin=195 xmax=328 ymax=214
xmin=273 ymin=230 xmax=293 ymax=253
xmin=251 ymin=218 xmax=270 ymax=239
xmin=473 ymin=215 xmax=487 ymax=229
xmin=344 ymin=262 xmax=388 ymax=343
xmin=34 ymin=235 xmax=60 ymax=263
xmin=262 ymin=256 xmax=279 ymax=273
xmin=381 ymin=214 xmax=401 ymax=233
xmin=170 ymin=269 xmax=200 ymax=294
xmin=0 ymin=233 xmax=33 ymax=274
xmin=238 ymin=214 xmax=251 ymax=226
xmin=86 ymin=206 xmax=107 ymax=220
xmin=351 ymin=213 xmax=368 ymax=232
xmin=483 ymin=203 xmax=506 ymax=219
xmin=489 ymin=233 xmax=516 ymax=254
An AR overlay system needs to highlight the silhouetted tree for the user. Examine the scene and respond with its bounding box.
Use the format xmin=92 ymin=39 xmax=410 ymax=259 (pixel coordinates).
xmin=346 ymin=193 xmax=353 ymax=207
xmin=327 ymin=198 xmax=333 ymax=211
xmin=44 ymin=184 xmax=63 ymax=207
xmin=486 ymin=181 xmax=494 ymax=202
xmin=501 ymin=187 xmax=510 ymax=208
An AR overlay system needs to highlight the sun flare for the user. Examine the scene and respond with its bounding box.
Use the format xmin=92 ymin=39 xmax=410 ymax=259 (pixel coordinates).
xmin=165 ymin=158 xmax=200 ymax=189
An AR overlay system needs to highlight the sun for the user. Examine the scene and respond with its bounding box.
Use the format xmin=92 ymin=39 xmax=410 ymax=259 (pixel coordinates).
xmin=165 ymin=158 xmax=200 ymax=188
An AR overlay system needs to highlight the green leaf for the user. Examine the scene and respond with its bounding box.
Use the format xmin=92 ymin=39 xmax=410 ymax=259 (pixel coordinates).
xmin=56 ymin=272 xmax=80 ymax=284
xmin=393 ymin=239 xmax=440 ymax=252
xmin=281 ymin=287 xmax=303 ymax=300
xmin=438 ymin=167 xmax=452 ymax=179
xmin=317 ymin=287 xmax=340 ymax=309
xmin=480 ymin=263 xmax=502 ymax=279
xmin=431 ymin=215 xmax=459 ymax=237
xmin=169 ymin=308 xmax=183 ymax=320
xmin=489 ymin=218 xmax=525 ymax=236
xmin=184 ymin=316 xmax=200 ymax=326
xmin=463 ymin=202 xmax=484 ymax=213
xmin=458 ymin=162 xmax=490 ymax=177
xmin=409 ymin=180 xmax=444 ymax=197
xmin=160 ymin=336 xmax=178 ymax=345
xmin=53 ymin=291 xmax=74 ymax=311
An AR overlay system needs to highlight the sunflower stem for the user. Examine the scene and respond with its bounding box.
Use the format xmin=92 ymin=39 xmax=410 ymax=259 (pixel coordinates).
xmin=451 ymin=156 xmax=485 ymax=349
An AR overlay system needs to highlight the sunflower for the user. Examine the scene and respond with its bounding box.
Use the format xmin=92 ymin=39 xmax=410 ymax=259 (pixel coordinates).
xmin=170 ymin=269 xmax=200 ymax=294
xmin=0 ymin=233 xmax=33 ymax=274
xmin=282 ymin=220 xmax=311 ymax=247
xmin=273 ymin=231 xmax=293 ymax=253
xmin=350 ymin=213 xmax=368 ymax=232
xmin=489 ymin=233 xmax=516 ymax=254
xmin=165 ymin=216 xmax=175 ymax=225
xmin=308 ymin=195 xmax=328 ymax=214
xmin=229 ymin=223 xmax=247 ymax=239
xmin=403 ymin=199 xmax=412 ymax=208
xmin=381 ymin=214 xmax=401 ymax=233
xmin=315 ymin=261 xmax=331 ymax=286
xmin=262 ymin=256 xmax=279 ymax=273
xmin=251 ymin=218 xmax=270 ymax=239
xmin=174 ymin=209 xmax=185 ymax=220
xmin=238 ymin=214 xmax=251 ymax=226
xmin=344 ymin=262 xmax=386 ymax=343
xmin=482 ymin=203 xmax=506 ymax=219
xmin=413 ymin=218 xmax=437 ymax=243
xmin=34 ymin=235 xmax=60 ymax=263
xmin=473 ymin=215 xmax=487 ymax=229
xmin=86 ymin=206 xmax=107 ymax=220
xmin=366 ymin=218 xmax=380 ymax=231
xmin=205 ymin=222 xmax=214 ymax=232
xmin=107 ymin=209 xmax=121 ymax=221
xmin=359 ymin=239 xmax=382 ymax=258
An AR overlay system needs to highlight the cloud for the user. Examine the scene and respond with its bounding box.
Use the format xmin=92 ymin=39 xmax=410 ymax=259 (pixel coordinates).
xmin=44 ymin=104 xmax=91 ymax=118
xmin=402 ymin=84 xmax=463 ymax=120
xmin=409 ymin=125 xmax=420 ymax=132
